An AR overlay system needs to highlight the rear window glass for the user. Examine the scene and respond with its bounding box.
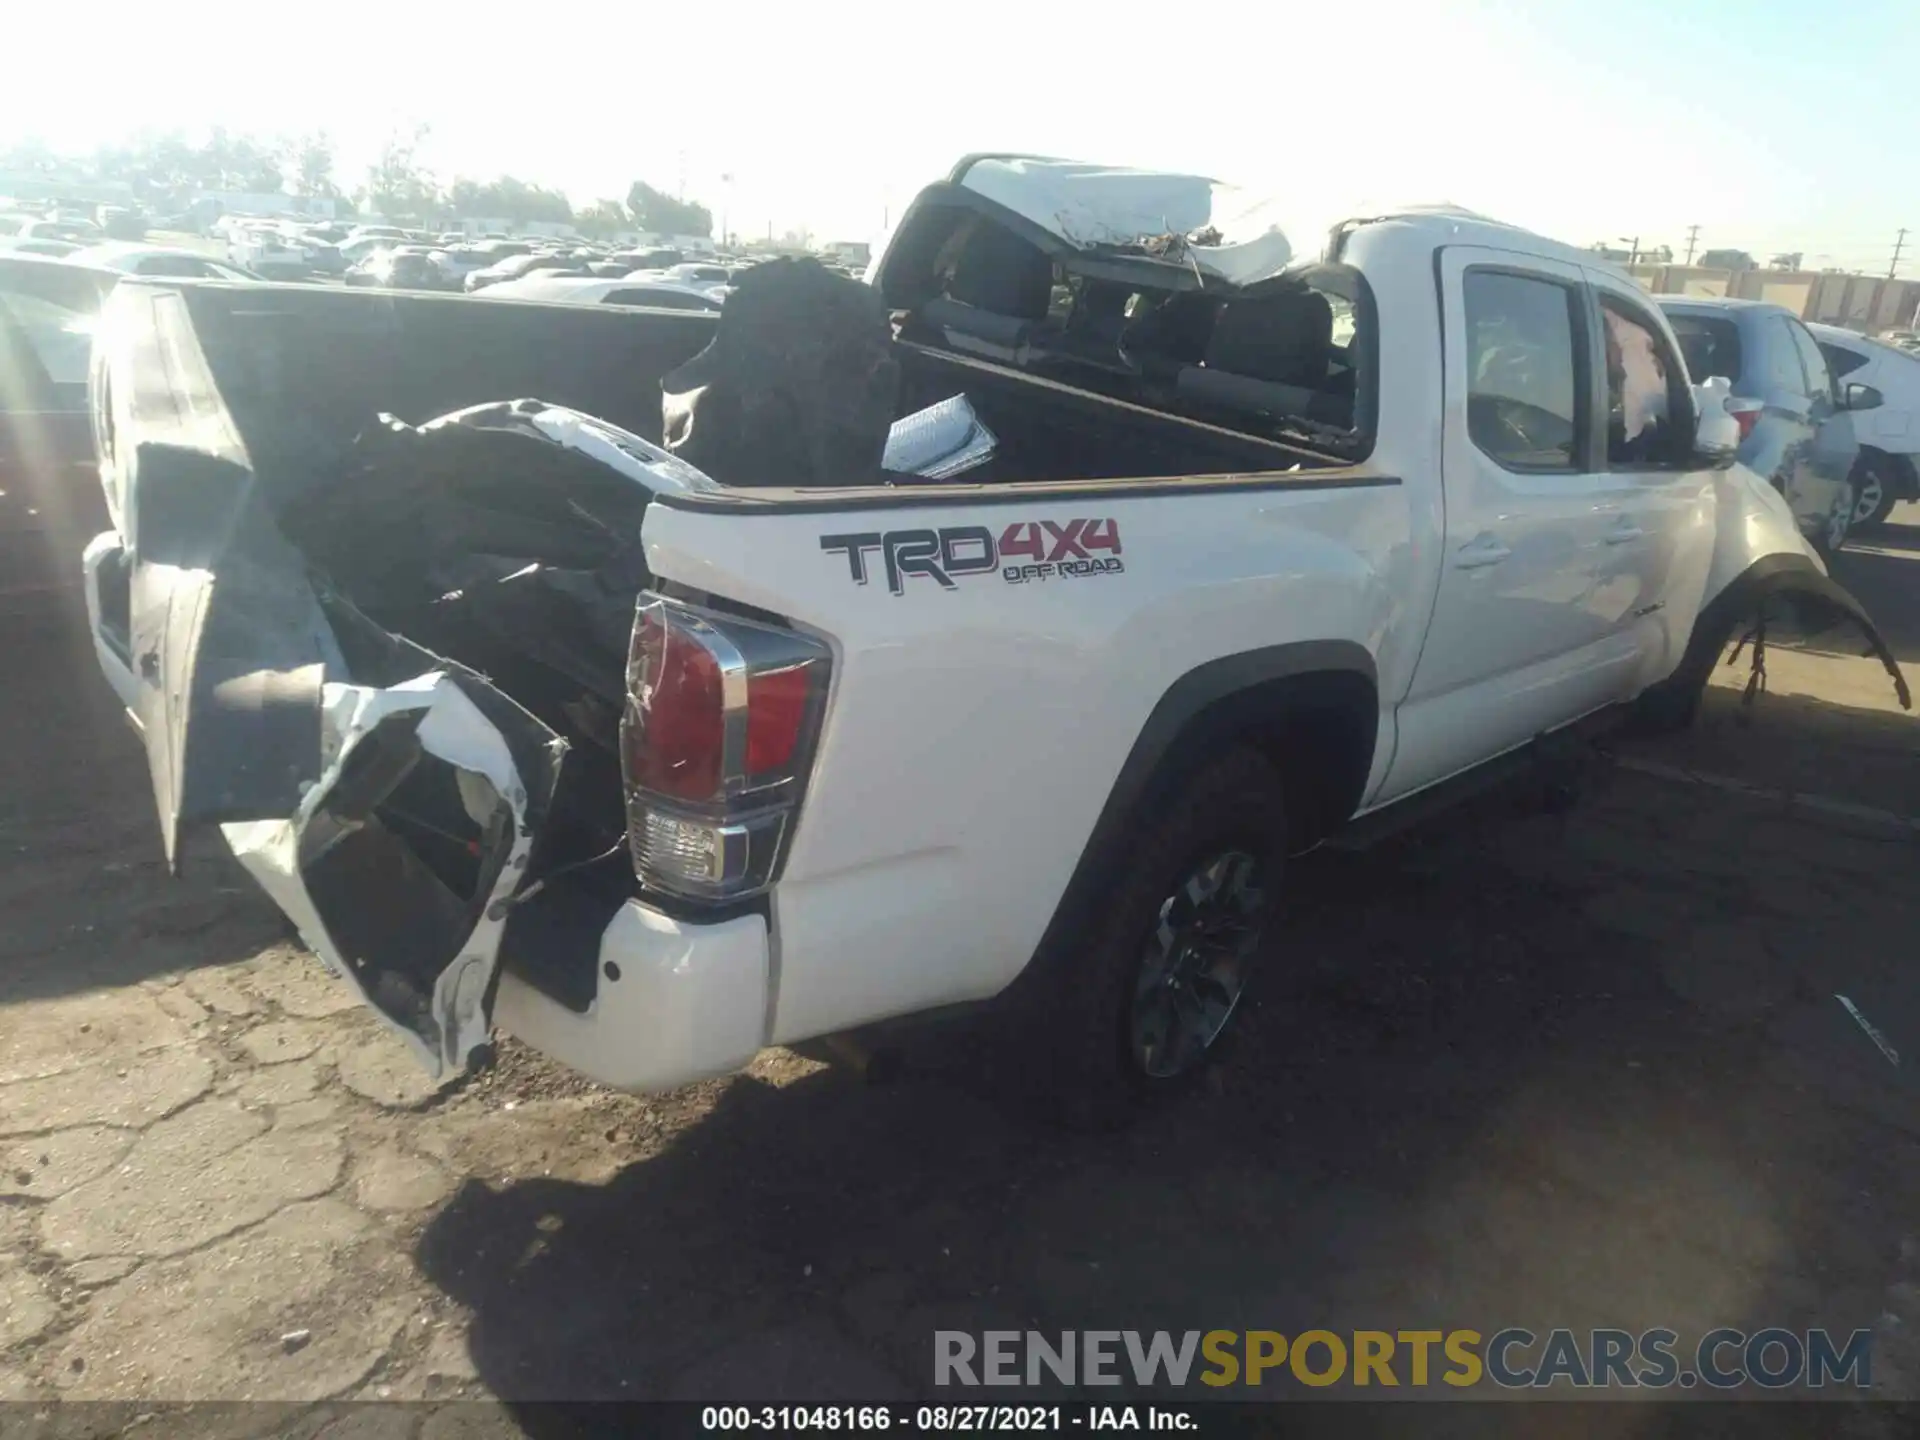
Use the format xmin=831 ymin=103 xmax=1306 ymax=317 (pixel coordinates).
xmin=1666 ymin=312 xmax=1742 ymax=384
xmin=1821 ymin=342 xmax=1870 ymax=380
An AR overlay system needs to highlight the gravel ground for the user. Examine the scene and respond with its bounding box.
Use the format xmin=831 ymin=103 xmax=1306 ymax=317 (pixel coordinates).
xmin=3 ymin=514 xmax=1919 ymax=1436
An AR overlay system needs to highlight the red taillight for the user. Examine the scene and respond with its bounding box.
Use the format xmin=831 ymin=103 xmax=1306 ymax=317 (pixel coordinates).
xmin=620 ymin=596 xmax=831 ymax=901
xmin=626 ymin=610 xmax=724 ymax=802
xmin=1729 ymin=401 xmax=1762 ymax=444
xmin=746 ymin=665 xmax=812 ymax=776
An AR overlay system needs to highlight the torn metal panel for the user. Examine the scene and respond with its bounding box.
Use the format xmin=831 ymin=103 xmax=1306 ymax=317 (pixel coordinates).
xmin=951 ymin=157 xmax=1293 ymax=285
xmin=223 ymin=670 xmax=564 ymax=1082
xmin=128 ymin=457 xmax=342 ymax=868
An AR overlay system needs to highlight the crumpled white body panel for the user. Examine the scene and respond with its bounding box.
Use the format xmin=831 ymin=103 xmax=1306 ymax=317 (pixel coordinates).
xmin=957 ymin=158 xmax=1294 ymax=286
xmin=222 ymin=672 xmax=535 ymax=1085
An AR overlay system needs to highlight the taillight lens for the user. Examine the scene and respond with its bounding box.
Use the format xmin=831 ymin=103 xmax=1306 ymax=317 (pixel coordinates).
xmin=620 ymin=595 xmax=830 ymax=902
xmin=1729 ymin=399 xmax=1762 ymax=444
xmin=628 ymin=609 xmax=725 ymax=802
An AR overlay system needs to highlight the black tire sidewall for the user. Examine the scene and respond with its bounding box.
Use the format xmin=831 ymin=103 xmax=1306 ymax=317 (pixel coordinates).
xmin=1018 ymin=747 xmax=1290 ymax=1127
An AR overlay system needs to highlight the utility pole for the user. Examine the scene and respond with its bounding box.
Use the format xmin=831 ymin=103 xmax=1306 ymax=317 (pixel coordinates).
xmin=1684 ymin=224 xmax=1700 ymax=266
xmin=1618 ymin=235 xmax=1640 ymax=264
xmin=1891 ymin=228 xmax=1909 ymax=280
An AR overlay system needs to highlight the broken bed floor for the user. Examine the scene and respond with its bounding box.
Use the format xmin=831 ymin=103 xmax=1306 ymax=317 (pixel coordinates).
xmin=1 ymin=525 xmax=1918 ymax=1433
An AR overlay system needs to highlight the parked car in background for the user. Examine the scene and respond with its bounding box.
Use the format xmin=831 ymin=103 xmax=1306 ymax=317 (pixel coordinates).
xmin=1659 ymin=297 xmax=1872 ymax=554
xmin=337 ymin=235 xmax=400 ymax=267
xmin=293 ymin=229 xmax=349 ymax=277
xmin=433 ymin=244 xmax=522 ymax=285
xmin=68 ymin=242 xmax=261 ymax=280
xmin=655 ymin=261 xmax=735 ymax=287
xmin=96 ymin=207 xmax=146 ymax=241
xmin=463 ymin=252 xmax=591 ymax=291
xmin=1809 ymin=322 xmax=1920 ymax=530
xmin=475 ymin=275 xmax=724 ymax=309
xmin=0 ymin=254 xmax=116 ymax=625
xmin=0 ymin=237 xmax=81 ymax=258
xmin=227 ymin=224 xmax=309 ymax=281
xmin=345 ymin=248 xmax=452 ymax=290
xmin=18 ymin=217 xmax=103 ymax=246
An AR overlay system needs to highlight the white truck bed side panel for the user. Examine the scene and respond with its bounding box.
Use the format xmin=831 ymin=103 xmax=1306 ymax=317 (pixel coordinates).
xmin=644 ymin=480 xmax=1411 ymax=1042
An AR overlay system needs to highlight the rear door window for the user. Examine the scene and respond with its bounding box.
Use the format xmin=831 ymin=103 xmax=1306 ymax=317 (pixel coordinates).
xmin=1600 ymin=297 xmax=1690 ymax=468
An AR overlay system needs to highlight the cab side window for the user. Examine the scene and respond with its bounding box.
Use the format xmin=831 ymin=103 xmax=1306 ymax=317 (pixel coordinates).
xmin=1600 ymin=297 xmax=1691 ymax=468
xmin=1464 ymin=270 xmax=1585 ymax=471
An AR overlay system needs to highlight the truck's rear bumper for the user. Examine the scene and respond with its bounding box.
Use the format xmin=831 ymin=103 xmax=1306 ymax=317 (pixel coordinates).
xmin=493 ymin=900 xmax=769 ymax=1092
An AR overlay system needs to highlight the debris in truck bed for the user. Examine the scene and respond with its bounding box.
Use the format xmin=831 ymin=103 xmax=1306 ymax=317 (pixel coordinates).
xmin=279 ymin=399 xmax=657 ymax=616
xmin=882 ymin=394 xmax=998 ymax=479
xmin=660 ymin=257 xmax=901 ymax=488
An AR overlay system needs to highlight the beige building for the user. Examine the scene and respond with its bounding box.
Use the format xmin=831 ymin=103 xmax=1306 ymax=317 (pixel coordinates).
xmin=1624 ymin=263 xmax=1920 ymax=335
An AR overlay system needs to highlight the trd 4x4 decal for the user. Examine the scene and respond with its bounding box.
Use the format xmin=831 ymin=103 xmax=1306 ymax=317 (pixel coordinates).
xmin=820 ymin=520 xmax=1124 ymax=595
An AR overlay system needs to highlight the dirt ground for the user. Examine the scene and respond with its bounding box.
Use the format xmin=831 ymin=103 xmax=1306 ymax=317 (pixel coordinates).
xmin=3 ymin=513 xmax=1919 ymax=1436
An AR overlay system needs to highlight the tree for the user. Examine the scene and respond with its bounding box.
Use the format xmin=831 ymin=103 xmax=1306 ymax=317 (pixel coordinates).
xmin=287 ymin=133 xmax=340 ymax=198
xmin=576 ymin=199 xmax=630 ymax=238
xmin=625 ymin=180 xmax=711 ymax=237
xmin=364 ymin=127 xmax=440 ymax=221
xmin=1699 ymin=248 xmax=1754 ymax=271
xmin=446 ymin=176 xmax=573 ymax=226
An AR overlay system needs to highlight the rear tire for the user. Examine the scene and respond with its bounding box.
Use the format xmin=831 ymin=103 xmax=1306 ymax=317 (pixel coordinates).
xmin=1851 ymin=456 xmax=1901 ymax=532
xmin=1011 ymin=747 xmax=1290 ymax=1130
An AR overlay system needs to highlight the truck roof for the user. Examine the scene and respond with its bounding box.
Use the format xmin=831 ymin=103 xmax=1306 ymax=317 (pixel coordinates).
xmin=1338 ymin=206 xmax=1620 ymax=274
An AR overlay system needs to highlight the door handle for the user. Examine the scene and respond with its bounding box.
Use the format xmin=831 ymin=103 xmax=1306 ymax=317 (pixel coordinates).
xmin=1454 ymin=534 xmax=1512 ymax=570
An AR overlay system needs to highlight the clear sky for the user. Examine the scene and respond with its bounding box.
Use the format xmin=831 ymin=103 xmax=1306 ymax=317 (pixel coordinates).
xmin=6 ymin=0 xmax=1915 ymax=267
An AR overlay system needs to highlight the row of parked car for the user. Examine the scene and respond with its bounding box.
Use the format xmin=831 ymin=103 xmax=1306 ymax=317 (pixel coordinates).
xmin=1655 ymin=296 xmax=1920 ymax=547
xmin=200 ymin=216 xmax=753 ymax=313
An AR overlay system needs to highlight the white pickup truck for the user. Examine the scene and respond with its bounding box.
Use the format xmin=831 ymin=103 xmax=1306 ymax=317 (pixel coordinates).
xmin=82 ymin=157 xmax=1909 ymax=1123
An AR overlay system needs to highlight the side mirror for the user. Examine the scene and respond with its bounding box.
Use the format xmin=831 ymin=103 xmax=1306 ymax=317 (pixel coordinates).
xmin=1690 ymin=375 xmax=1742 ymax=469
xmin=1845 ymin=382 xmax=1884 ymax=412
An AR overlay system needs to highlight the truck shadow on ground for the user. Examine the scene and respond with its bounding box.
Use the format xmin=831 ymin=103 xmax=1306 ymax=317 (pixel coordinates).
xmin=414 ymin=692 xmax=1919 ymax=1435
xmin=1815 ymin=530 xmax=1920 ymax=665
xmin=0 ymin=622 xmax=289 ymax=1002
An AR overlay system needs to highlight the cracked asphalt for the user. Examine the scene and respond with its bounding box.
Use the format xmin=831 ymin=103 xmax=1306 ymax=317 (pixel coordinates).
xmin=3 ymin=513 xmax=1919 ymax=1436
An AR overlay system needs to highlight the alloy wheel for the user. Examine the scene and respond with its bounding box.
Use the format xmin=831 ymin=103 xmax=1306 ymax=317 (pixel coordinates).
xmin=1130 ymin=850 xmax=1266 ymax=1079
xmin=1853 ymin=471 xmax=1885 ymax=527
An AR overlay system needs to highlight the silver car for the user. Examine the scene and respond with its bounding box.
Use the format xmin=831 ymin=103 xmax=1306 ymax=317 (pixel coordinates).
xmin=1659 ymin=297 xmax=1879 ymax=554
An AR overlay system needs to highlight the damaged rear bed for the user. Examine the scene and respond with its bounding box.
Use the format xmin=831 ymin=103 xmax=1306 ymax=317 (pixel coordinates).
xmin=86 ymin=261 xmax=1346 ymax=1076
